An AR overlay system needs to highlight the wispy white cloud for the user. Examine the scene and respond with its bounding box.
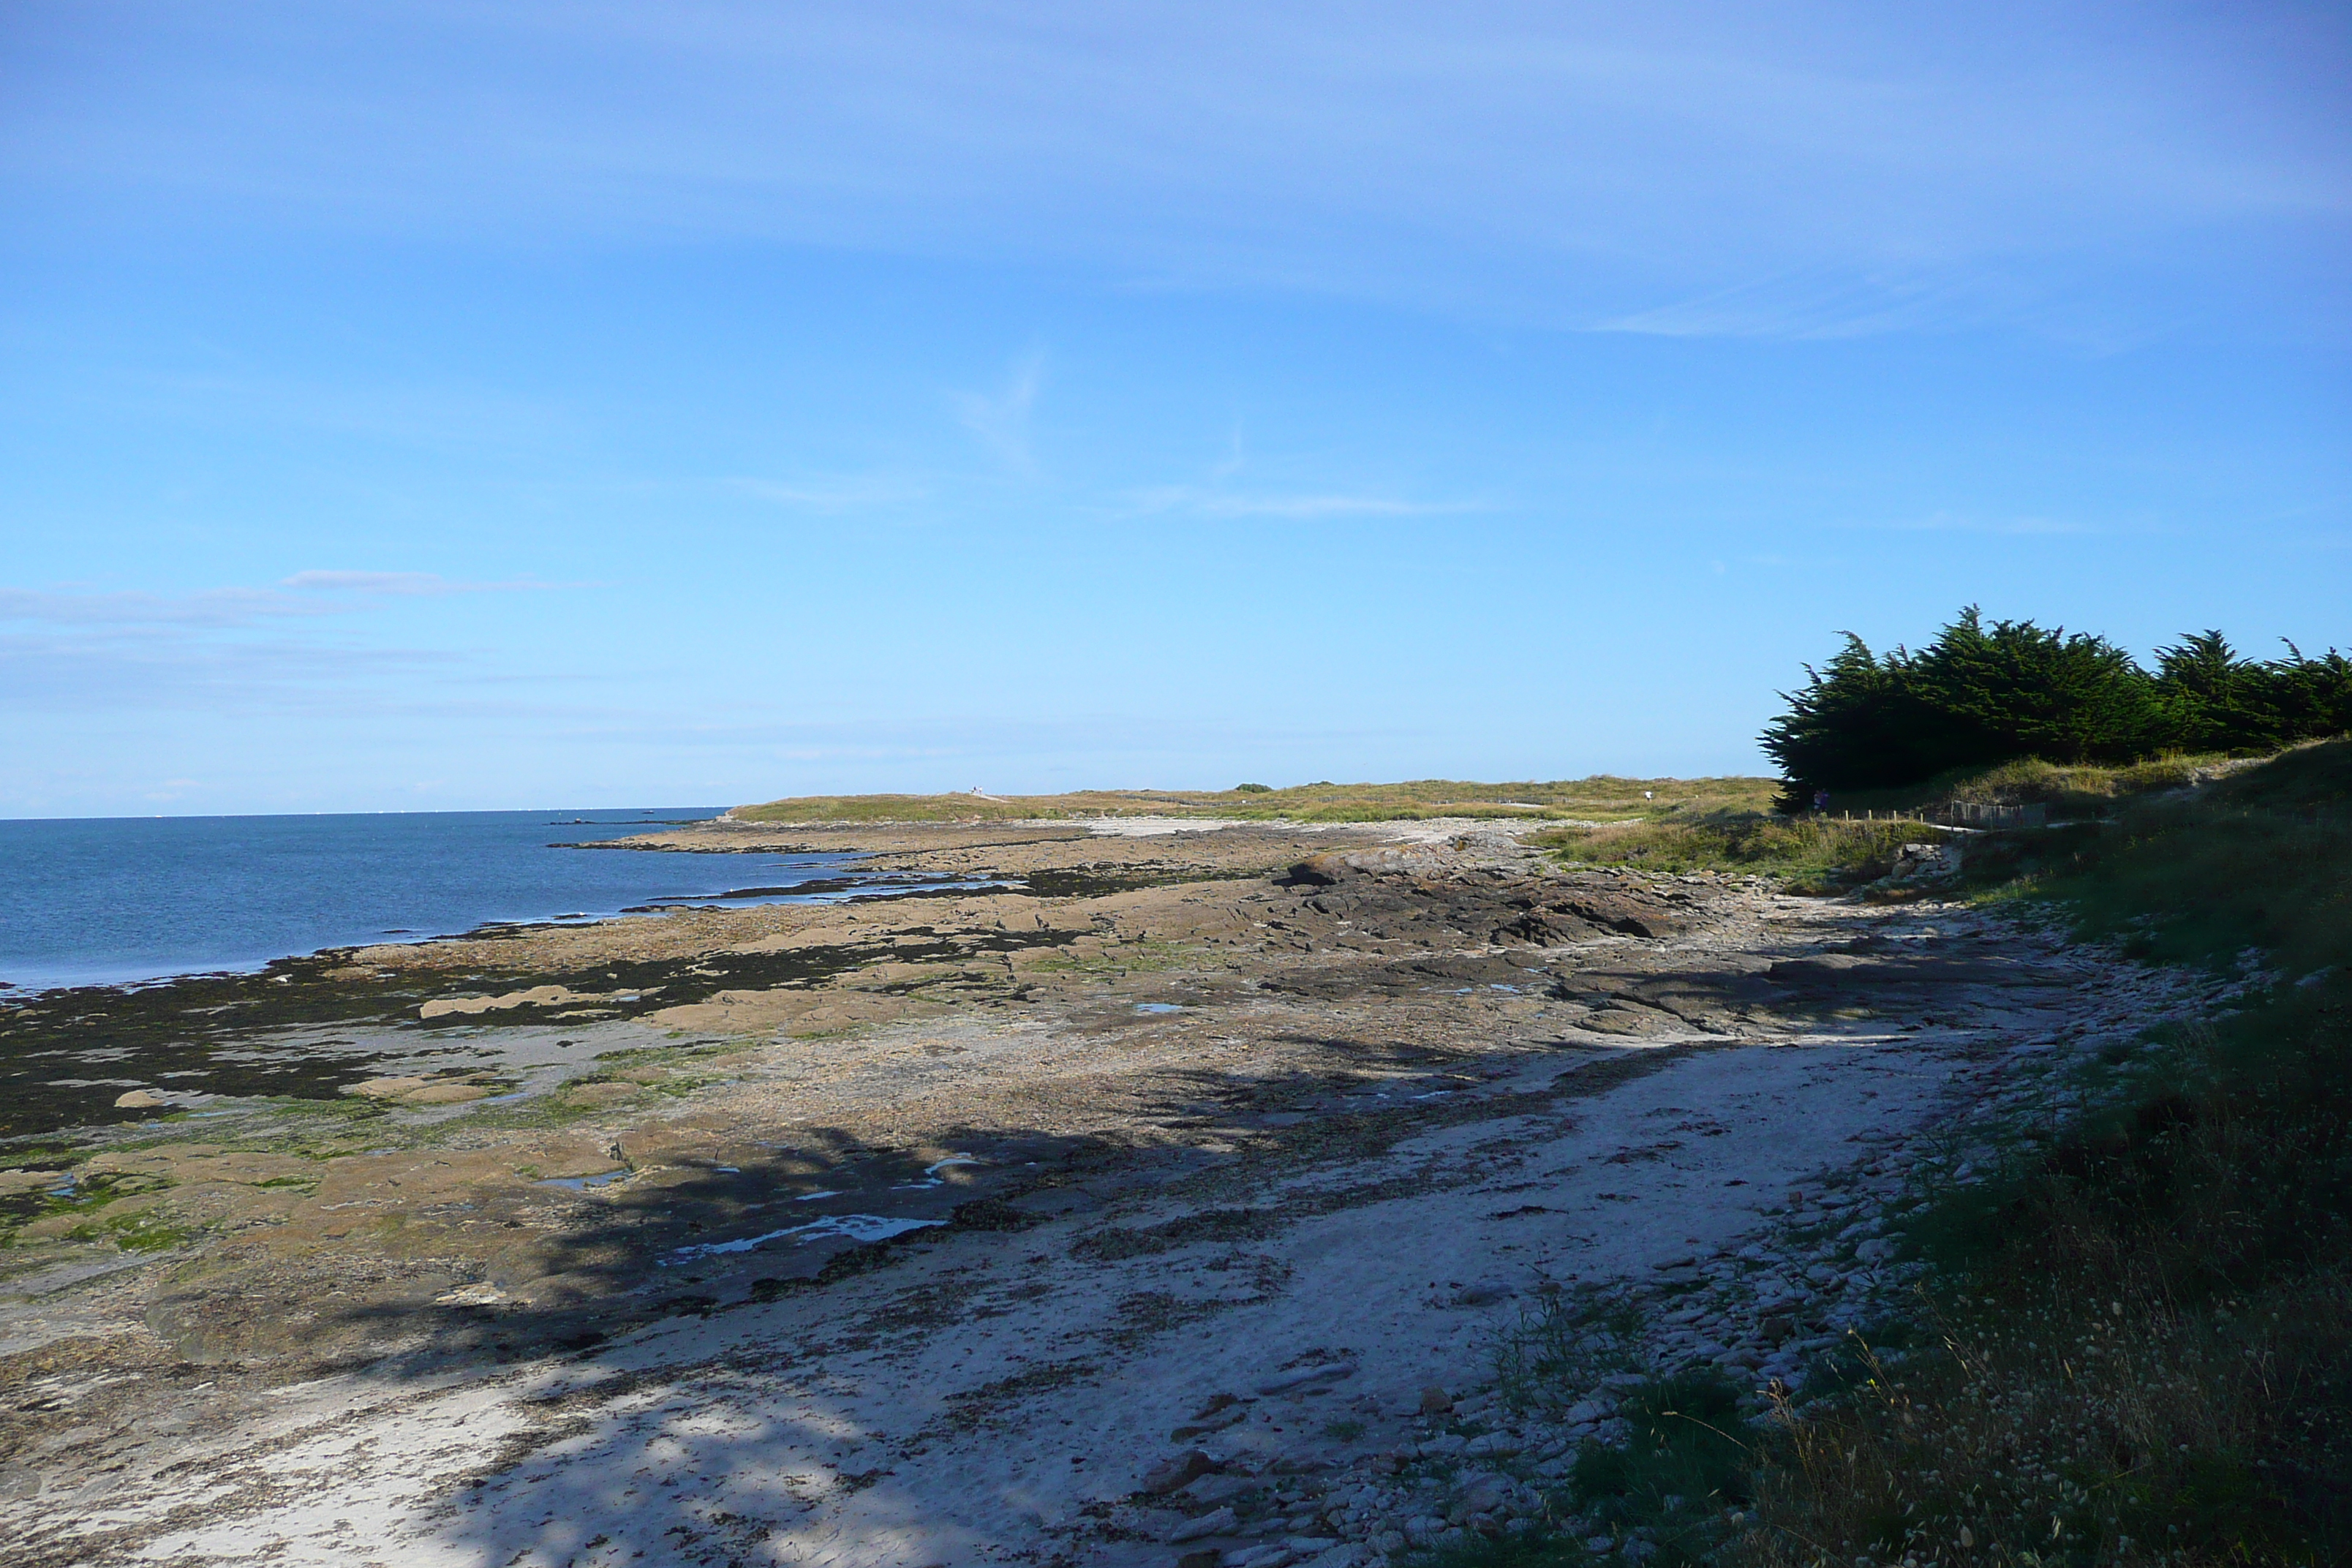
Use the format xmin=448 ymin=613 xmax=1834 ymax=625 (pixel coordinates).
xmin=1844 ymin=512 xmax=2124 ymax=538
xmin=0 ymin=586 xmax=323 ymax=629
xmin=281 ymin=570 xmax=569 ymax=595
xmin=7 ymin=4 xmax=2340 ymax=339
xmin=1129 ymin=486 xmax=1485 ymax=520
xmin=951 ymin=350 xmax=1046 ymax=473
xmin=0 ymin=628 xmax=457 ymax=713
xmin=1596 ymin=267 xmax=2033 ymax=342
xmin=728 ymin=476 xmax=930 ymax=511
xmin=0 ymin=572 xmax=579 ymax=720
xmin=1210 ymin=425 xmax=1248 ymax=480
xmin=0 ymin=573 xmax=573 ymax=629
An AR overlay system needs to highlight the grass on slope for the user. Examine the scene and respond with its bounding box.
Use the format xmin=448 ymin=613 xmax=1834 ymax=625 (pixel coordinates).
xmin=1531 ymin=814 xmax=1948 ymax=889
xmin=1813 ymin=752 xmax=2242 ymax=820
xmin=1526 ymin=750 xmax=2310 ymax=891
xmin=1440 ymin=741 xmax=2352 ymax=1568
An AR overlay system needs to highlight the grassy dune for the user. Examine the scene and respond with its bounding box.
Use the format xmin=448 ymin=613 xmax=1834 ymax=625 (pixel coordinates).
xmin=732 ymin=775 xmax=1782 ymax=826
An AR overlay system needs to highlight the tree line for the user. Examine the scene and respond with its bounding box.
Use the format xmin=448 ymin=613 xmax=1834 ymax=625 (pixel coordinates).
xmin=1760 ymin=608 xmax=2352 ymax=796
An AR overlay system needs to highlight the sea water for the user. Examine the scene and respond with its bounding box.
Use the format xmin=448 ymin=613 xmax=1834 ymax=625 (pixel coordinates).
xmin=0 ymin=808 xmax=912 ymax=992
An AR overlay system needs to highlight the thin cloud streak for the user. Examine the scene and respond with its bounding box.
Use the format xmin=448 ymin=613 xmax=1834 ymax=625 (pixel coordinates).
xmin=729 ymin=477 xmax=931 ymax=511
xmin=951 ymin=351 xmax=1046 ymax=474
xmin=281 ymin=570 xmax=574 ymax=595
xmin=1128 ymin=486 xmax=1486 ymax=520
xmin=1843 ymin=513 xmax=2125 ymax=538
xmin=1 ymin=573 xmax=576 ymax=628
xmin=9 ymin=4 xmax=2341 ymax=339
xmin=0 ymin=586 xmax=324 ymax=629
xmin=1596 ymin=266 xmax=2035 ymax=342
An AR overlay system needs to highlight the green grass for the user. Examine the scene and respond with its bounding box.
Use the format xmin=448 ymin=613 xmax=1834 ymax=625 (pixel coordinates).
xmin=731 ymin=775 xmax=1783 ymax=826
xmin=2008 ymin=739 xmax=2351 ymax=974
xmin=1568 ymin=1368 xmax=1754 ymax=1563
xmin=732 ymin=793 xmax=1052 ymax=823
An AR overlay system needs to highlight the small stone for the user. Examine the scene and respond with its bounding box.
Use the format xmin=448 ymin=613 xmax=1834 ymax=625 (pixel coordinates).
xmin=1179 ymin=1474 xmax=1264 ymax=1508
xmin=1456 ymin=1476 xmax=1509 ymax=1514
xmin=1144 ymin=1450 xmax=1219 ymax=1496
xmin=402 ymin=1082 xmax=492 ymax=1104
xmin=1256 ymin=1362 xmax=1357 ymax=1395
xmin=1172 ymin=1406 xmax=1246 ymax=1439
xmin=346 ymin=1077 xmax=430 ymax=1099
xmin=1168 ymin=1506 xmax=1237 ymax=1542
xmin=1224 ymin=1545 xmax=1294 ymax=1568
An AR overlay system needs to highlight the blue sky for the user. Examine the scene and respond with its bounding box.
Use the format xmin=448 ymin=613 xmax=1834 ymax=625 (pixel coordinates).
xmin=3 ymin=2 xmax=2346 ymax=815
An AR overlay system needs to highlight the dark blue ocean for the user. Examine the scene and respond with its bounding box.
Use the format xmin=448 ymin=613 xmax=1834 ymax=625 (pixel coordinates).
xmin=0 ymin=809 xmax=901 ymax=993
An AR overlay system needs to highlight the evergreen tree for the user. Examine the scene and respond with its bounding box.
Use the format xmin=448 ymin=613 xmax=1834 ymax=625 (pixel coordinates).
xmin=1760 ymin=611 xmax=2350 ymax=801
xmin=2154 ymin=631 xmax=2276 ymax=754
xmin=1912 ymin=611 xmax=2162 ymax=766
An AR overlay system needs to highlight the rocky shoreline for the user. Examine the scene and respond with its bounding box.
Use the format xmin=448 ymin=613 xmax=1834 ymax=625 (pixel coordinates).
xmin=0 ymin=815 xmax=2215 ymax=1566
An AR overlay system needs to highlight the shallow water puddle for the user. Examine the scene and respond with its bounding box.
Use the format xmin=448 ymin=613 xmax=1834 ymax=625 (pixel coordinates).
xmin=537 ymin=1169 xmax=630 ymax=1191
xmin=662 ymin=1213 xmax=943 ymax=1264
xmin=894 ymin=1153 xmax=979 ymax=1190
